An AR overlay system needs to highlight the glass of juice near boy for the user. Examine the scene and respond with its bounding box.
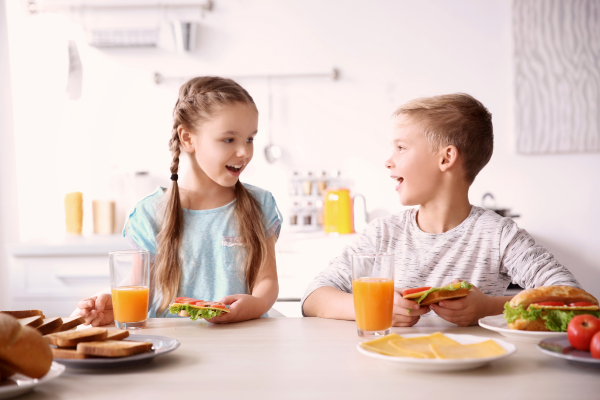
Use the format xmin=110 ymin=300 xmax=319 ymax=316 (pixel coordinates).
xmin=109 ymin=249 xmax=150 ymax=329
xmin=352 ymin=252 xmax=395 ymax=338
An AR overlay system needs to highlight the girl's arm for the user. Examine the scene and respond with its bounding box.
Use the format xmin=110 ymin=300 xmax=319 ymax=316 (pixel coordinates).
xmin=208 ymin=234 xmax=279 ymax=323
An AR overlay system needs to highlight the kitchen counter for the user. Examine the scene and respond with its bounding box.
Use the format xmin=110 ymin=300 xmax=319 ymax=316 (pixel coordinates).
xmin=23 ymin=316 xmax=600 ymax=400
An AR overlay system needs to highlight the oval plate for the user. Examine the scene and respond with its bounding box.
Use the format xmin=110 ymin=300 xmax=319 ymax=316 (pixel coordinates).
xmin=53 ymin=334 xmax=180 ymax=370
xmin=357 ymin=333 xmax=516 ymax=372
xmin=537 ymin=337 xmax=600 ymax=368
xmin=478 ymin=315 xmax=565 ymax=343
xmin=0 ymin=362 xmax=65 ymax=400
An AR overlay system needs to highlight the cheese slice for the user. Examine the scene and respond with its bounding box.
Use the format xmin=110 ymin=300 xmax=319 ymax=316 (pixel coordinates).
xmin=528 ymin=304 xmax=599 ymax=311
xmin=430 ymin=340 xmax=506 ymax=359
xmin=389 ymin=332 xmax=460 ymax=359
xmin=359 ymin=333 xmax=423 ymax=358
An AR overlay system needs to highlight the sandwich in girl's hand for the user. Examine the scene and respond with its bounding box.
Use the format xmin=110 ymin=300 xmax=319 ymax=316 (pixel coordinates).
xmin=402 ymin=282 xmax=473 ymax=306
xmin=503 ymin=286 xmax=599 ymax=332
xmin=169 ymin=297 xmax=230 ymax=320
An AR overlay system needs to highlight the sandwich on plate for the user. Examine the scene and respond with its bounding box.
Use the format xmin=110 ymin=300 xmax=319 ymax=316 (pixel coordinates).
xmin=503 ymin=285 xmax=599 ymax=332
xmin=169 ymin=297 xmax=230 ymax=320
xmin=402 ymin=282 xmax=473 ymax=307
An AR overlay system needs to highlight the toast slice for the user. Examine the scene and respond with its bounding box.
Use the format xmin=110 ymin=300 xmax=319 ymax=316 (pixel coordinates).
xmin=0 ymin=310 xmax=45 ymax=319
xmin=51 ymin=348 xmax=90 ymax=359
xmin=37 ymin=317 xmax=64 ymax=335
xmin=419 ymin=288 xmax=471 ymax=306
xmin=106 ymin=330 xmax=129 ymax=341
xmin=17 ymin=316 xmax=43 ymax=328
xmin=49 ymin=327 xmax=108 ymax=348
xmin=58 ymin=316 xmax=85 ymax=332
xmin=77 ymin=340 xmax=153 ymax=358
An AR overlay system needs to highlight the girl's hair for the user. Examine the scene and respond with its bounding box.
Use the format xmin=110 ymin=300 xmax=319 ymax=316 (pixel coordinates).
xmin=154 ymin=76 xmax=268 ymax=313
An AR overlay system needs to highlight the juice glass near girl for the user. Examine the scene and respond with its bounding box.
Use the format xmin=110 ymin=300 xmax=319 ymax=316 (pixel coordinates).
xmin=352 ymin=252 xmax=395 ymax=338
xmin=110 ymin=249 xmax=150 ymax=329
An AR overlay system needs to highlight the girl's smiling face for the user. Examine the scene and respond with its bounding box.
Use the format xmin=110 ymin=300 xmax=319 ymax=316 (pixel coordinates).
xmin=182 ymin=102 xmax=258 ymax=188
xmin=385 ymin=115 xmax=443 ymax=206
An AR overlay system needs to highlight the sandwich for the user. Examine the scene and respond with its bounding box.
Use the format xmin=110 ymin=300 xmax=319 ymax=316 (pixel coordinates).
xmin=169 ymin=297 xmax=230 ymax=320
xmin=402 ymin=282 xmax=473 ymax=307
xmin=504 ymin=285 xmax=599 ymax=332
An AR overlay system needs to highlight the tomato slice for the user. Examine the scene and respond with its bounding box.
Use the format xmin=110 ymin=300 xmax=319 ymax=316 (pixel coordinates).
xmin=534 ymin=302 xmax=565 ymax=307
xmin=569 ymin=302 xmax=596 ymax=307
xmin=211 ymin=305 xmax=226 ymax=309
xmin=403 ymin=287 xmax=431 ymax=297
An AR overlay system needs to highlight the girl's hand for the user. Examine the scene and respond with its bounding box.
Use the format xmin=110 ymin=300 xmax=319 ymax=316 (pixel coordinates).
xmin=205 ymin=294 xmax=267 ymax=324
xmin=71 ymin=294 xmax=114 ymax=327
xmin=392 ymin=289 xmax=431 ymax=327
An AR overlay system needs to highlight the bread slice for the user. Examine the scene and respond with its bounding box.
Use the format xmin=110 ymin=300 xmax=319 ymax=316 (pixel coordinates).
xmin=106 ymin=330 xmax=129 ymax=341
xmin=57 ymin=316 xmax=85 ymax=332
xmin=37 ymin=317 xmax=64 ymax=335
xmin=419 ymin=288 xmax=471 ymax=306
xmin=510 ymin=286 xmax=599 ymax=309
xmin=0 ymin=310 xmax=45 ymax=319
xmin=52 ymin=328 xmax=108 ymax=348
xmin=17 ymin=316 xmax=43 ymax=328
xmin=507 ymin=316 xmax=550 ymax=331
xmin=77 ymin=340 xmax=152 ymax=358
xmin=51 ymin=348 xmax=90 ymax=359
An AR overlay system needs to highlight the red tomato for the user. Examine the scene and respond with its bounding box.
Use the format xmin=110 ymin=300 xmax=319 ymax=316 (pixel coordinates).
xmin=211 ymin=304 xmax=226 ymax=309
xmin=534 ymin=302 xmax=565 ymax=307
xmin=403 ymin=287 xmax=431 ymax=296
xmin=567 ymin=314 xmax=600 ymax=351
xmin=568 ymin=302 xmax=596 ymax=307
xmin=591 ymin=332 xmax=600 ymax=359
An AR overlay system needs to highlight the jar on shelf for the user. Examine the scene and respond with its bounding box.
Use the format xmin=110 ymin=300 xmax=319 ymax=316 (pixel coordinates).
xmin=302 ymin=171 xmax=314 ymax=196
xmin=317 ymin=170 xmax=328 ymax=195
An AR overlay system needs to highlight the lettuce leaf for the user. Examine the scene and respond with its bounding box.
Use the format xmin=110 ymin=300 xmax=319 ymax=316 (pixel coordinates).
xmin=503 ymin=302 xmax=600 ymax=332
xmin=169 ymin=304 xmax=226 ymax=320
xmin=415 ymin=281 xmax=473 ymax=305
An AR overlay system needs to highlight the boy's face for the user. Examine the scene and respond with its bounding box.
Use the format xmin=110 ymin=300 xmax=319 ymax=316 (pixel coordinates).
xmin=385 ymin=115 xmax=443 ymax=206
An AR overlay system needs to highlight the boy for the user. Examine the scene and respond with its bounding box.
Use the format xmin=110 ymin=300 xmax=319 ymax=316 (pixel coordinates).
xmin=302 ymin=93 xmax=579 ymax=327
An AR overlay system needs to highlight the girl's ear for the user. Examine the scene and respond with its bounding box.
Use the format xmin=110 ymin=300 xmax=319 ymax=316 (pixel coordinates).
xmin=439 ymin=145 xmax=459 ymax=172
xmin=178 ymin=125 xmax=195 ymax=153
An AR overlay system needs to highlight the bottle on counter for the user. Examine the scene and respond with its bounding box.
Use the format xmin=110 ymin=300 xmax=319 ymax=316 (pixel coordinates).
xmin=288 ymin=171 xmax=301 ymax=196
xmin=317 ymin=170 xmax=328 ymax=196
xmin=302 ymin=171 xmax=314 ymax=196
xmin=289 ymin=201 xmax=299 ymax=227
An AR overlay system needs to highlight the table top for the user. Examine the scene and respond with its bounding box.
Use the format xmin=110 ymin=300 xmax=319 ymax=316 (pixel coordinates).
xmin=23 ymin=316 xmax=600 ymax=400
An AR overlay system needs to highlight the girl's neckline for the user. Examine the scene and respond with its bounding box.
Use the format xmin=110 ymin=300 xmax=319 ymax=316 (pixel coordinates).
xmin=157 ymin=186 xmax=236 ymax=213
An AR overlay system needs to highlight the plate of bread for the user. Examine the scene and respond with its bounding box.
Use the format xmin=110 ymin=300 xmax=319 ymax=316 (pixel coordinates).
xmin=46 ymin=328 xmax=180 ymax=369
xmin=479 ymin=286 xmax=599 ymax=343
xmin=0 ymin=313 xmax=65 ymax=399
xmin=357 ymin=332 xmax=516 ymax=371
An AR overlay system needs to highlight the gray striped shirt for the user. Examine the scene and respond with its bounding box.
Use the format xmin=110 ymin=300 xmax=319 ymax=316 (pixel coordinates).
xmin=301 ymin=206 xmax=580 ymax=315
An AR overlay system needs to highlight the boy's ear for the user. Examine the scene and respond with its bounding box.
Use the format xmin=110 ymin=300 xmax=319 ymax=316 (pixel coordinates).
xmin=178 ymin=125 xmax=195 ymax=153
xmin=439 ymin=145 xmax=459 ymax=172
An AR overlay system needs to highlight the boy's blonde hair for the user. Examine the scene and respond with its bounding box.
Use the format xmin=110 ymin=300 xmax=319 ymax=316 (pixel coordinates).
xmin=393 ymin=93 xmax=493 ymax=184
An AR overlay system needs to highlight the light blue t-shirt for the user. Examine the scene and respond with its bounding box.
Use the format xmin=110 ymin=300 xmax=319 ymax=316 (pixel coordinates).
xmin=122 ymin=183 xmax=282 ymax=318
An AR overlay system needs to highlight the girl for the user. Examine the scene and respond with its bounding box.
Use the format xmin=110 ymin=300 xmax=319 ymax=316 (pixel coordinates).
xmin=73 ymin=77 xmax=281 ymax=325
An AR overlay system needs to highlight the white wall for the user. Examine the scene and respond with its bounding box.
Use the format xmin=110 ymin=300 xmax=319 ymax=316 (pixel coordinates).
xmin=5 ymin=1 xmax=600 ymax=292
xmin=0 ymin=0 xmax=18 ymax=309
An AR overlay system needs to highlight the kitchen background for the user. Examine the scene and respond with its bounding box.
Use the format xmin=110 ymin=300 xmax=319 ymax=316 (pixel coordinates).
xmin=0 ymin=0 xmax=599 ymax=317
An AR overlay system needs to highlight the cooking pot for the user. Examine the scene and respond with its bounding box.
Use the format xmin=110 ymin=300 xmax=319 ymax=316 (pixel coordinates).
xmin=481 ymin=193 xmax=520 ymax=218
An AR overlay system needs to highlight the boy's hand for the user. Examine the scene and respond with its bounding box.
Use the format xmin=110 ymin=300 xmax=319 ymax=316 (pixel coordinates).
xmin=205 ymin=294 xmax=266 ymax=324
xmin=392 ymin=289 xmax=430 ymax=327
xmin=429 ymin=279 xmax=490 ymax=326
xmin=71 ymin=294 xmax=114 ymax=327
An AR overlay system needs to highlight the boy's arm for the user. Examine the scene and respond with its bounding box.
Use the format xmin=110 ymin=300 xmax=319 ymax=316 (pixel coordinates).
xmin=303 ymin=286 xmax=354 ymax=319
xmin=500 ymin=220 xmax=581 ymax=289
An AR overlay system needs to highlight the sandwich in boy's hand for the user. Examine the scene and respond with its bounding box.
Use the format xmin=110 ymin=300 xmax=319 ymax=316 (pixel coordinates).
xmin=504 ymin=285 xmax=599 ymax=332
xmin=402 ymin=282 xmax=473 ymax=307
xmin=169 ymin=297 xmax=230 ymax=320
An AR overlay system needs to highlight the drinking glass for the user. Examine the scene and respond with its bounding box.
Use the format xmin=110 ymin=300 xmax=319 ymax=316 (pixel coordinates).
xmin=352 ymin=252 xmax=395 ymax=338
xmin=109 ymin=249 xmax=150 ymax=329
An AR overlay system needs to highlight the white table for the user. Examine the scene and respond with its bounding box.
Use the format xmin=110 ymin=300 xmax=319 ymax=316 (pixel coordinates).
xmin=24 ymin=316 xmax=600 ymax=400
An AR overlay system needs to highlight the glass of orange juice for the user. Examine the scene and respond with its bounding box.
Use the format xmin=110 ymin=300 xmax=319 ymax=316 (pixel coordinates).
xmin=109 ymin=250 xmax=150 ymax=329
xmin=352 ymin=252 xmax=395 ymax=338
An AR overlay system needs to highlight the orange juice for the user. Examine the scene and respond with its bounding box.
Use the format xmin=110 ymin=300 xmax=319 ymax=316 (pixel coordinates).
xmin=353 ymin=278 xmax=394 ymax=331
xmin=111 ymin=286 xmax=149 ymax=323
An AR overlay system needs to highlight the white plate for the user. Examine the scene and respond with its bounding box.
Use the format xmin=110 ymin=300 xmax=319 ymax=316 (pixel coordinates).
xmin=53 ymin=335 xmax=179 ymax=370
xmin=0 ymin=362 xmax=65 ymax=400
xmin=537 ymin=337 xmax=600 ymax=368
xmin=478 ymin=315 xmax=566 ymax=343
xmin=356 ymin=333 xmax=516 ymax=371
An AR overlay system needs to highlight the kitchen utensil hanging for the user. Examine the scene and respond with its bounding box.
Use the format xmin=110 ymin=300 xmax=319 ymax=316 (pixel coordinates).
xmin=264 ymin=76 xmax=282 ymax=164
